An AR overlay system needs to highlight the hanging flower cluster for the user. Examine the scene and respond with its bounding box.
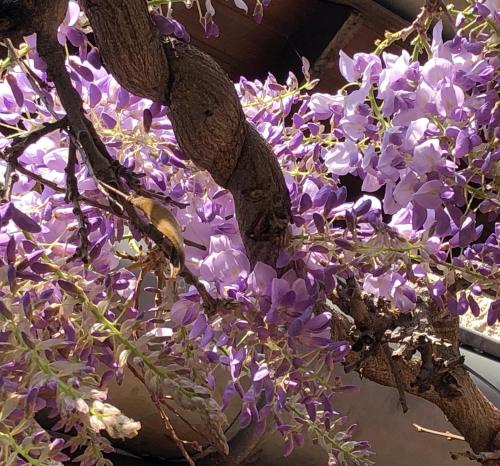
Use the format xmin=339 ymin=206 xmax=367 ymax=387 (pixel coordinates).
xmin=147 ymin=0 xmax=272 ymax=38
xmin=0 ymin=1 xmax=498 ymax=465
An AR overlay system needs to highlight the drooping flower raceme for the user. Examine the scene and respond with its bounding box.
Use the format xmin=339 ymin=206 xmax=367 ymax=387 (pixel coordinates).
xmin=0 ymin=1 xmax=498 ymax=465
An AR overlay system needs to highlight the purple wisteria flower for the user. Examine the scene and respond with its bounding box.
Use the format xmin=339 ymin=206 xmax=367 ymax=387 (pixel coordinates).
xmin=0 ymin=3 xmax=498 ymax=465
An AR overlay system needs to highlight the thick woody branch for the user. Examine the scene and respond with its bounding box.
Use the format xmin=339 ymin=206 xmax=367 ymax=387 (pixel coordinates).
xmin=0 ymin=0 xmax=67 ymax=40
xmin=82 ymin=0 xmax=169 ymax=102
xmin=19 ymin=1 xmax=212 ymax=311
xmin=81 ymin=0 xmax=292 ymax=267
xmin=227 ymin=123 xmax=292 ymax=266
xmin=328 ymin=284 xmax=500 ymax=465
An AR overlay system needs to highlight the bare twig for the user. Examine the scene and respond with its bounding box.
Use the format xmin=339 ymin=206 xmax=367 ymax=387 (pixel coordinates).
xmin=126 ymin=362 xmax=199 ymax=466
xmin=133 ymin=268 xmax=145 ymax=311
xmin=413 ymin=423 xmax=465 ymax=441
xmin=0 ymin=116 xmax=67 ymax=201
xmin=184 ymin=238 xmax=207 ymax=251
xmin=126 ymin=362 xmax=212 ymax=446
xmin=65 ymin=141 xmax=91 ymax=262
xmin=161 ymin=398 xmax=213 ymax=445
xmin=0 ymin=166 xmax=17 ymax=201
xmin=155 ymin=268 xmax=165 ymax=311
xmin=13 ymin=163 xmax=116 ymax=215
xmin=1 ymin=118 xmax=68 ymax=160
xmin=153 ymin=398 xmax=198 ymax=466
xmin=133 ymin=186 xmax=189 ymax=209
xmin=0 ymin=118 xmax=67 ymax=203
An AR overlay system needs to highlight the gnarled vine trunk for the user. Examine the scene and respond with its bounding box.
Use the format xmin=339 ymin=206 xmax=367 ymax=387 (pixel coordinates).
xmin=82 ymin=0 xmax=292 ymax=268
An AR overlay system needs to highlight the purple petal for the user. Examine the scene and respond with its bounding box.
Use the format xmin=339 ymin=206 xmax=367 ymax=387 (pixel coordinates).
xmin=487 ymin=300 xmax=500 ymax=326
xmin=413 ymin=180 xmax=445 ymax=209
xmin=152 ymin=14 xmax=176 ymax=35
xmin=7 ymin=264 xmax=16 ymax=290
xmin=6 ymin=75 xmax=24 ymax=107
xmin=467 ymin=295 xmax=480 ymax=317
xmin=253 ymin=365 xmax=269 ymax=382
xmin=283 ymin=435 xmax=294 ymax=457
xmin=239 ymin=407 xmax=252 ymax=429
xmin=189 ymin=313 xmax=207 ymax=339
xmin=10 ymin=206 xmax=41 ymax=233
xmin=57 ymin=280 xmax=80 ymax=295
xmin=101 ymin=113 xmax=117 ymax=129
xmin=88 ymin=84 xmax=102 ymax=108
xmin=87 ymin=48 xmax=102 ymax=69
xmin=288 ymin=318 xmax=303 ymax=337
xmin=70 ymin=62 xmax=94 ymax=82
xmin=6 ymin=236 xmax=16 ymax=264
xmin=305 ymin=312 xmax=331 ymax=332
xmin=143 ymin=109 xmax=153 ymax=133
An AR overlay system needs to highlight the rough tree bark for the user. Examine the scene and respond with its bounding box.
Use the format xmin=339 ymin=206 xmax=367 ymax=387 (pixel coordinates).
xmin=0 ymin=1 xmax=498 ymax=464
xmin=80 ymin=0 xmax=169 ymax=102
xmin=82 ymin=0 xmax=292 ymax=268
xmin=330 ymin=289 xmax=500 ymax=465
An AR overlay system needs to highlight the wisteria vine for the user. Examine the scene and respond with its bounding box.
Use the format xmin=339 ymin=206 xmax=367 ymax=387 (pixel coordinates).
xmin=0 ymin=1 xmax=499 ymax=465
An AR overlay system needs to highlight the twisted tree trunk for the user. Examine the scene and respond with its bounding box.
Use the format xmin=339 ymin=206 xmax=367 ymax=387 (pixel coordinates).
xmin=82 ymin=0 xmax=292 ymax=268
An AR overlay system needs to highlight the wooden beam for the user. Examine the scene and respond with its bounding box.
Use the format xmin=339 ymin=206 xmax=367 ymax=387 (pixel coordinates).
xmin=312 ymin=0 xmax=409 ymax=91
xmin=331 ymin=0 xmax=409 ymax=31
xmin=312 ymin=11 xmax=363 ymax=83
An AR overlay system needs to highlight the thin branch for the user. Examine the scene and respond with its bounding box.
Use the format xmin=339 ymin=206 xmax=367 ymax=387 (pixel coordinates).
xmin=126 ymin=361 xmax=199 ymax=466
xmin=11 ymin=163 xmax=116 ymax=215
xmin=33 ymin=31 xmax=215 ymax=310
xmin=65 ymin=141 xmax=91 ymax=263
xmin=133 ymin=268 xmax=145 ymax=311
xmin=126 ymin=361 xmax=212 ymax=446
xmin=133 ymin=186 xmax=189 ymax=209
xmin=161 ymin=398 xmax=213 ymax=446
xmin=2 ymin=118 xmax=68 ymax=160
xmin=0 ymin=165 xmax=17 ymax=201
xmin=0 ymin=116 xmax=67 ymax=201
xmin=155 ymin=268 xmax=165 ymax=311
xmin=0 ymin=116 xmax=66 ymax=202
xmin=184 ymin=238 xmax=207 ymax=251
xmin=413 ymin=423 xmax=465 ymax=441
xmin=153 ymin=398 xmax=198 ymax=466
xmin=0 ymin=118 xmax=67 ymax=202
